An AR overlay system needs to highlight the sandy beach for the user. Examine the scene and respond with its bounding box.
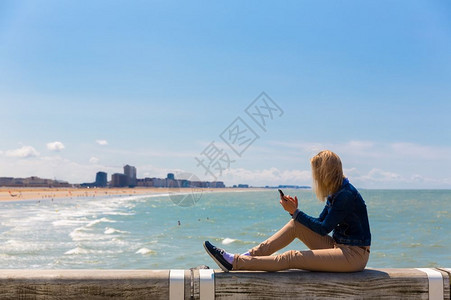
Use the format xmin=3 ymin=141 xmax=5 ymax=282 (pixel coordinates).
xmin=0 ymin=187 xmax=263 ymax=202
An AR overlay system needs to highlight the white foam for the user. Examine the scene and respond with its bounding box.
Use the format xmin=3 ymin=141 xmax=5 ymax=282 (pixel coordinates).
xmin=222 ymin=238 xmax=236 ymax=245
xmin=104 ymin=227 xmax=129 ymax=235
xmin=111 ymin=238 xmax=129 ymax=245
xmin=69 ymin=229 xmax=107 ymax=241
xmin=104 ymin=212 xmax=135 ymax=216
xmin=52 ymin=219 xmax=87 ymax=227
xmin=64 ymin=247 xmax=89 ymax=255
xmin=64 ymin=246 xmax=119 ymax=255
xmin=0 ymin=239 xmax=47 ymax=254
xmin=86 ymin=217 xmax=115 ymax=227
xmin=136 ymin=247 xmax=156 ymax=255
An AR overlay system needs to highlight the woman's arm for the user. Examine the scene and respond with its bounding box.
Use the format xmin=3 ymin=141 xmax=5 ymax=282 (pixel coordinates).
xmin=318 ymin=205 xmax=329 ymax=222
xmin=281 ymin=195 xmax=329 ymax=220
xmin=293 ymin=191 xmax=352 ymax=236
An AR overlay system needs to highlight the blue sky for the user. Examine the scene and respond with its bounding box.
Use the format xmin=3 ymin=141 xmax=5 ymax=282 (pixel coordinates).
xmin=1 ymin=1 xmax=450 ymax=188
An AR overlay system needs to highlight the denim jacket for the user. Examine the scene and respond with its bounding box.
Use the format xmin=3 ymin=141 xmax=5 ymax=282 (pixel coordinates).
xmin=292 ymin=178 xmax=371 ymax=246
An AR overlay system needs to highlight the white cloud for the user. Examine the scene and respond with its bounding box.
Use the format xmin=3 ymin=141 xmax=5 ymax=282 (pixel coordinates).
xmin=222 ymin=167 xmax=311 ymax=187
xmin=89 ymin=157 xmax=99 ymax=164
xmin=139 ymin=164 xmax=185 ymax=179
xmin=390 ymin=142 xmax=451 ymax=160
xmin=267 ymin=140 xmax=381 ymax=159
xmin=336 ymin=141 xmax=379 ymax=157
xmin=342 ymin=167 xmax=451 ymax=189
xmin=46 ymin=141 xmax=65 ymax=152
xmin=5 ymin=146 xmax=40 ymax=158
xmin=202 ymin=138 xmax=451 ymax=188
xmin=363 ymin=168 xmax=403 ymax=181
xmin=343 ymin=167 xmax=360 ymax=177
xmin=1 ymin=138 xmax=450 ymax=188
xmin=96 ymin=140 xmax=108 ymax=146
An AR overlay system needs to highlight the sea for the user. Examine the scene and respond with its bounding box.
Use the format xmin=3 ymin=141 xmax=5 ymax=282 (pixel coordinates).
xmin=0 ymin=189 xmax=449 ymax=269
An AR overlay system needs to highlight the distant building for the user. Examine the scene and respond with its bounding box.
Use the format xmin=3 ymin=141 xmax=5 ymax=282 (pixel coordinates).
xmin=111 ymin=173 xmax=128 ymax=187
xmin=0 ymin=168 xmax=230 ymax=189
xmin=0 ymin=177 xmax=14 ymax=186
xmin=237 ymin=184 xmax=249 ymax=188
xmin=95 ymin=172 xmax=107 ymax=187
xmin=152 ymin=177 xmax=166 ymax=188
xmin=124 ymin=165 xmax=137 ymax=187
xmin=135 ymin=174 xmax=224 ymax=189
xmin=137 ymin=177 xmax=153 ymax=187
xmin=176 ymin=179 xmax=190 ymax=188
xmin=166 ymin=173 xmax=176 ymax=187
xmin=190 ymin=181 xmax=208 ymax=188
xmin=278 ymin=185 xmax=311 ymax=189
xmin=210 ymin=181 xmax=226 ymax=188
xmin=0 ymin=176 xmax=70 ymax=187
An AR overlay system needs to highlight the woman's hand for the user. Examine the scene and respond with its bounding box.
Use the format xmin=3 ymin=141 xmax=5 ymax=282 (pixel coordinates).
xmin=280 ymin=195 xmax=298 ymax=215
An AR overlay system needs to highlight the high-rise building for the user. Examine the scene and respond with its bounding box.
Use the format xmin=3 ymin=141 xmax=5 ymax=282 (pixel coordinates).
xmin=111 ymin=173 xmax=128 ymax=187
xmin=95 ymin=172 xmax=107 ymax=187
xmin=124 ymin=165 xmax=137 ymax=187
xmin=166 ymin=173 xmax=176 ymax=187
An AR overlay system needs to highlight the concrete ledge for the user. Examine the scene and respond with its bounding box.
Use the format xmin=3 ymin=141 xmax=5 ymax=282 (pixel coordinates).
xmin=0 ymin=268 xmax=449 ymax=299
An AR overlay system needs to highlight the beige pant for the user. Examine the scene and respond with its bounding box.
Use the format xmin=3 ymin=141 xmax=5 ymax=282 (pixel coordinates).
xmin=233 ymin=219 xmax=370 ymax=272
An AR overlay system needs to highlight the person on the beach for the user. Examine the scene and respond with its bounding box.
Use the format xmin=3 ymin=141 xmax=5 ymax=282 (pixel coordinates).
xmin=204 ymin=150 xmax=371 ymax=272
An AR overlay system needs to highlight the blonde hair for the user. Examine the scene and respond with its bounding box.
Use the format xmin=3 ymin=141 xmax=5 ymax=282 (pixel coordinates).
xmin=310 ymin=150 xmax=344 ymax=201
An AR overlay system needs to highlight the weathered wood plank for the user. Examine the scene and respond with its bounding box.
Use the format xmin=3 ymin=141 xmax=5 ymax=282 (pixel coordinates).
xmin=184 ymin=269 xmax=191 ymax=300
xmin=0 ymin=269 xmax=169 ymax=299
xmin=438 ymin=268 xmax=451 ymax=300
xmin=0 ymin=268 xmax=448 ymax=299
xmin=192 ymin=269 xmax=200 ymax=300
xmin=214 ymin=268 xmax=436 ymax=299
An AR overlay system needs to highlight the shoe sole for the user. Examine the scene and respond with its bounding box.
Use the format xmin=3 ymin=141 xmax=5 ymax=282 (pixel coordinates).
xmin=203 ymin=242 xmax=230 ymax=272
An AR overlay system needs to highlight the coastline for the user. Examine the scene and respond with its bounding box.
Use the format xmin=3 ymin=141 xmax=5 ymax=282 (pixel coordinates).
xmin=0 ymin=187 xmax=266 ymax=202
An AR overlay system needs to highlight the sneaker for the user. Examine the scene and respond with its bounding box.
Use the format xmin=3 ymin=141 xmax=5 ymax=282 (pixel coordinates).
xmin=203 ymin=241 xmax=233 ymax=272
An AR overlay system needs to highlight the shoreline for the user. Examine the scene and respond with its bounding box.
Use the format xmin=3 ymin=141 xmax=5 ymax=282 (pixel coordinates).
xmin=0 ymin=187 xmax=267 ymax=202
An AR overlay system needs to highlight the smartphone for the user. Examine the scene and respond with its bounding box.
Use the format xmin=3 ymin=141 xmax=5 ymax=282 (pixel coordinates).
xmin=278 ymin=189 xmax=286 ymax=200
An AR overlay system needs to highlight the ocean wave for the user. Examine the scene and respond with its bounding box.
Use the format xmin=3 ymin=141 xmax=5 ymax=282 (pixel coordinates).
xmin=64 ymin=247 xmax=89 ymax=255
xmin=222 ymin=238 xmax=236 ymax=245
xmin=69 ymin=229 xmax=108 ymax=241
xmin=64 ymin=246 xmax=119 ymax=255
xmin=86 ymin=217 xmax=115 ymax=228
xmin=111 ymin=237 xmax=130 ymax=245
xmin=0 ymin=239 xmax=47 ymax=254
xmin=70 ymin=226 xmax=89 ymax=234
xmin=104 ymin=227 xmax=129 ymax=235
xmin=104 ymin=212 xmax=135 ymax=216
xmin=219 ymin=237 xmax=256 ymax=246
xmin=224 ymin=238 xmax=256 ymax=246
xmin=136 ymin=248 xmax=157 ymax=255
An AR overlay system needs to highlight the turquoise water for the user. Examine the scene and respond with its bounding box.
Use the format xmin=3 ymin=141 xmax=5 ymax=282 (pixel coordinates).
xmin=0 ymin=189 xmax=449 ymax=269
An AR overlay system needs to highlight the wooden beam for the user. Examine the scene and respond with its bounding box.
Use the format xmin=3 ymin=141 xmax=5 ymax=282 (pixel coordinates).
xmin=0 ymin=268 xmax=449 ymax=299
